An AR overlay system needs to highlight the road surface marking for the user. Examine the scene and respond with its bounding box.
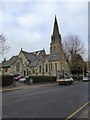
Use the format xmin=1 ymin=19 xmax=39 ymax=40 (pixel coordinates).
xmin=66 ymin=100 xmax=90 ymax=120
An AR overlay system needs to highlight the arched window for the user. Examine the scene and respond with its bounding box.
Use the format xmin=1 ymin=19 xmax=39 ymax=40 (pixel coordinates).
xmin=54 ymin=46 xmax=56 ymax=50
xmin=33 ymin=68 xmax=34 ymax=74
xmin=51 ymin=63 xmax=52 ymax=70
xmin=55 ymin=63 xmax=57 ymax=70
xmin=39 ymin=65 xmax=41 ymax=73
xmin=20 ymin=57 xmax=23 ymax=64
xmin=46 ymin=64 xmax=48 ymax=72
xmin=16 ymin=63 xmax=20 ymax=72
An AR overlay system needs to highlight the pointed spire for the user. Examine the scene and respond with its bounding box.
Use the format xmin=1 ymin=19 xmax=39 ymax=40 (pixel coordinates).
xmin=53 ymin=15 xmax=59 ymax=35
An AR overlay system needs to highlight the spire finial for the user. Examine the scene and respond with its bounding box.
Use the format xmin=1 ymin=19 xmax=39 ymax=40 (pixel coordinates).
xmin=53 ymin=15 xmax=59 ymax=35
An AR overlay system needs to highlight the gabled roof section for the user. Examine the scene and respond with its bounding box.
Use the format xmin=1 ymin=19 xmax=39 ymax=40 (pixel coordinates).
xmin=2 ymin=56 xmax=18 ymax=68
xmin=27 ymin=60 xmax=39 ymax=68
xmin=47 ymin=53 xmax=61 ymax=62
xmin=21 ymin=49 xmax=46 ymax=61
xmin=27 ymin=54 xmax=48 ymax=68
xmin=31 ymin=49 xmax=46 ymax=57
xmin=22 ymin=50 xmax=37 ymax=61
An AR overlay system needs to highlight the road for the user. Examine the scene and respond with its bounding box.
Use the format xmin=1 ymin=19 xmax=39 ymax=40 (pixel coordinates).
xmin=2 ymin=82 xmax=89 ymax=118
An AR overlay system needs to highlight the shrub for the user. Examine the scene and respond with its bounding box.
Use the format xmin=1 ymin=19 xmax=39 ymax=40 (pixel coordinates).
xmin=29 ymin=76 xmax=56 ymax=83
xmin=2 ymin=75 xmax=13 ymax=87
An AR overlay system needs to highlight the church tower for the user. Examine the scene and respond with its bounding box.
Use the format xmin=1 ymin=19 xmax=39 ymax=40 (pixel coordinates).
xmin=50 ymin=16 xmax=63 ymax=55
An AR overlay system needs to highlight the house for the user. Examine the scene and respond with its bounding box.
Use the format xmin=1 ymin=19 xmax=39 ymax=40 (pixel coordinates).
xmin=1 ymin=16 xmax=70 ymax=77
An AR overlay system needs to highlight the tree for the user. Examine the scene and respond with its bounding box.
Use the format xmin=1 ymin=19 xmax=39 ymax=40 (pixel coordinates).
xmin=70 ymin=53 xmax=84 ymax=74
xmin=0 ymin=34 xmax=10 ymax=57
xmin=63 ymin=34 xmax=85 ymax=63
xmin=63 ymin=34 xmax=85 ymax=74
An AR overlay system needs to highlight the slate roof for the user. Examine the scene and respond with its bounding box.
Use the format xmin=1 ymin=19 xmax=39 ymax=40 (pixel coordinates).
xmin=27 ymin=60 xmax=39 ymax=68
xmin=22 ymin=51 xmax=37 ymax=61
xmin=47 ymin=53 xmax=60 ymax=62
xmin=22 ymin=49 xmax=46 ymax=61
xmin=2 ymin=56 xmax=18 ymax=68
xmin=1 ymin=49 xmax=62 ymax=69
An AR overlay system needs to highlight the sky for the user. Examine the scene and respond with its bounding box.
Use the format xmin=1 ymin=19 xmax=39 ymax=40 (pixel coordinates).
xmin=0 ymin=0 xmax=89 ymax=61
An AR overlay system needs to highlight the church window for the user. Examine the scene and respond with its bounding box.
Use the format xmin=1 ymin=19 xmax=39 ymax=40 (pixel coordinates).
xmin=46 ymin=64 xmax=48 ymax=72
xmin=55 ymin=63 xmax=57 ymax=70
xmin=16 ymin=63 xmax=20 ymax=72
xmin=33 ymin=68 xmax=34 ymax=74
xmin=5 ymin=68 xmax=8 ymax=72
xmin=51 ymin=63 xmax=52 ymax=70
xmin=39 ymin=65 xmax=41 ymax=73
xmin=20 ymin=57 xmax=23 ymax=64
xmin=27 ymin=68 xmax=28 ymax=76
xmin=29 ymin=71 xmax=30 ymax=74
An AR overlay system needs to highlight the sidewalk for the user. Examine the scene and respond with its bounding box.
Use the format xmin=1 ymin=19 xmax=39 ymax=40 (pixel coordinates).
xmin=0 ymin=82 xmax=58 ymax=92
xmin=0 ymin=80 xmax=81 ymax=92
xmin=77 ymin=106 xmax=89 ymax=118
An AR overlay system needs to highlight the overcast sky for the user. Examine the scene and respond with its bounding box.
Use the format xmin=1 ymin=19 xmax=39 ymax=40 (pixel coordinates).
xmin=0 ymin=0 xmax=89 ymax=61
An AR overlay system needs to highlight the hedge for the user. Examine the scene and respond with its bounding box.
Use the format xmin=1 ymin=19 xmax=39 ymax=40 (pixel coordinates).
xmin=2 ymin=75 xmax=14 ymax=87
xmin=29 ymin=76 xmax=56 ymax=83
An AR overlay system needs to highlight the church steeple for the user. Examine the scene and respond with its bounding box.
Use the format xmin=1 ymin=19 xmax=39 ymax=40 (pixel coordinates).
xmin=53 ymin=15 xmax=60 ymax=36
xmin=50 ymin=16 xmax=62 ymax=54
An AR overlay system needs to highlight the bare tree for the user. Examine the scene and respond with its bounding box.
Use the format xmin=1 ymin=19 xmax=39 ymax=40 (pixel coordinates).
xmin=0 ymin=34 xmax=10 ymax=57
xmin=63 ymin=34 xmax=86 ymax=75
xmin=63 ymin=34 xmax=85 ymax=63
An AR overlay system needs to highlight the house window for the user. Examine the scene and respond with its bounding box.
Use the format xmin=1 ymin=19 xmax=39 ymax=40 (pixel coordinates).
xmin=5 ymin=68 xmax=8 ymax=72
xmin=46 ymin=64 xmax=48 ymax=72
xmin=16 ymin=63 xmax=20 ymax=72
xmin=39 ymin=65 xmax=41 ymax=73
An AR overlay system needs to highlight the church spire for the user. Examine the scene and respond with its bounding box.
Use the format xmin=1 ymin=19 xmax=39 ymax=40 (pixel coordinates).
xmin=50 ymin=16 xmax=62 ymax=54
xmin=53 ymin=15 xmax=60 ymax=36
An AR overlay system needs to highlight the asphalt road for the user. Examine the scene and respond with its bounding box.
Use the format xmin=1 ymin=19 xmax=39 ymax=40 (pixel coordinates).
xmin=2 ymin=82 xmax=89 ymax=118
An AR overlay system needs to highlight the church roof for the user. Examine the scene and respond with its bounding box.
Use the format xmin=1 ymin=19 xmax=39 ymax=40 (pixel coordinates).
xmin=22 ymin=49 xmax=46 ymax=61
xmin=22 ymin=50 xmax=37 ymax=61
xmin=2 ymin=56 xmax=18 ymax=68
xmin=27 ymin=59 xmax=39 ymax=68
xmin=47 ymin=53 xmax=60 ymax=62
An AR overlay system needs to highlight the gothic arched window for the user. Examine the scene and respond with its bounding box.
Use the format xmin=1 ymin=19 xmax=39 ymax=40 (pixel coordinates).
xmin=55 ymin=63 xmax=57 ymax=70
xmin=51 ymin=63 xmax=52 ymax=70
xmin=46 ymin=64 xmax=48 ymax=72
xmin=39 ymin=65 xmax=41 ymax=73
xmin=16 ymin=63 xmax=20 ymax=72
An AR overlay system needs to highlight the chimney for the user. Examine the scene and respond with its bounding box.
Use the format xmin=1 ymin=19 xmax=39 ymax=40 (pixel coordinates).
xmin=4 ymin=58 xmax=6 ymax=61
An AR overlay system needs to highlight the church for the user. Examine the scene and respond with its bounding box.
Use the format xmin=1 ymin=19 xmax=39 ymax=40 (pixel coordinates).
xmin=1 ymin=16 xmax=70 ymax=77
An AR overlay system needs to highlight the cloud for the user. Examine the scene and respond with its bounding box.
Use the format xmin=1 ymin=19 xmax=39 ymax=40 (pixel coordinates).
xmin=17 ymin=14 xmax=42 ymax=28
xmin=0 ymin=1 xmax=88 ymax=61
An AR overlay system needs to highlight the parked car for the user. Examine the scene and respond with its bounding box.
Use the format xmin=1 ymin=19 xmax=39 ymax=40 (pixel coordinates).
xmin=19 ymin=77 xmax=26 ymax=83
xmin=13 ymin=74 xmax=24 ymax=81
xmin=57 ymin=76 xmax=73 ymax=85
xmin=83 ymin=76 xmax=90 ymax=82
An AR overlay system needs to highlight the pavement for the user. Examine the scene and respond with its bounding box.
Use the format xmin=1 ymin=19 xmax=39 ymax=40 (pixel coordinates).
xmin=0 ymin=82 xmax=58 ymax=92
xmin=77 ymin=101 xmax=90 ymax=119
xmin=1 ymin=81 xmax=90 ymax=119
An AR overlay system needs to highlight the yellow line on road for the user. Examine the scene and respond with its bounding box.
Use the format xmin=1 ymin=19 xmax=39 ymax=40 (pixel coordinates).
xmin=65 ymin=100 xmax=90 ymax=120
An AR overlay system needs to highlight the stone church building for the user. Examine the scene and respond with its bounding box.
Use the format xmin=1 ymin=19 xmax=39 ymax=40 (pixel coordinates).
xmin=1 ymin=16 xmax=70 ymax=76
